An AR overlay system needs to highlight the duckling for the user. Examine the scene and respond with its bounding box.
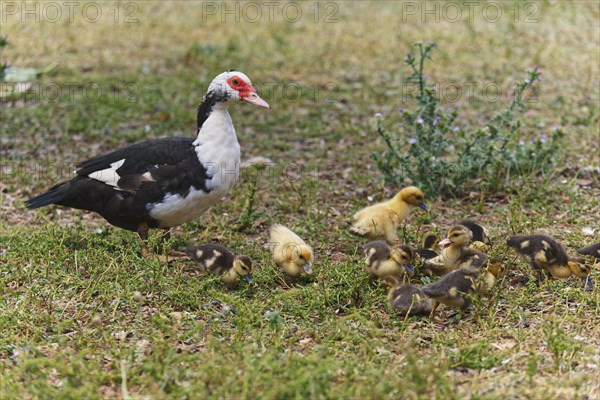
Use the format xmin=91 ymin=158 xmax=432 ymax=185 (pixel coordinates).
xmin=350 ymin=186 xmax=427 ymax=243
xmin=421 ymin=225 xmax=488 ymax=276
xmin=414 ymin=234 xmax=439 ymax=260
xmin=507 ymin=235 xmax=591 ymax=281
xmin=476 ymin=261 xmax=505 ymax=294
xmin=422 ymin=266 xmax=481 ymax=319
xmin=183 ymin=244 xmax=253 ymax=284
xmin=577 ymin=242 xmax=600 ymax=288
xmin=383 ymin=276 xmax=432 ymax=316
xmin=577 ymin=242 xmax=600 ymax=259
xmin=269 ymin=224 xmax=314 ymax=277
xmin=459 ymin=220 xmax=492 ymax=252
xmin=363 ymin=241 xmax=414 ymax=280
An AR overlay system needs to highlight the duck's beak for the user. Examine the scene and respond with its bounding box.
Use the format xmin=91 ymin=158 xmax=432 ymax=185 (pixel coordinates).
xmin=302 ymin=262 xmax=313 ymax=275
xmin=418 ymin=203 xmax=428 ymax=211
xmin=439 ymin=237 xmax=452 ymax=249
xmin=242 ymin=90 xmax=270 ymax=109
xmin=245 ymin=274 xmax=254 ymax=283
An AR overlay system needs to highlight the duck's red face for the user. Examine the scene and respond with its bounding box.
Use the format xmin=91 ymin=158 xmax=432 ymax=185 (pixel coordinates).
xmin=227 ymin=75 xmax=270 ymax=109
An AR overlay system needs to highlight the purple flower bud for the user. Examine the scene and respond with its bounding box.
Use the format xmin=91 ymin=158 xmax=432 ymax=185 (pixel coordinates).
xmin=524 ymin=79 xmax=531 ymax=84
xmin=416 ymin=117 xmax=424 ymax=124
xmin=537 ymin=77 xmax=542 ymax=81
xmin=434 ymin=115 xmax=441 ymax=120
xmin=428 ymin=40 xmax=436 ymax=46
xmin=398 ymin=108 xmax=404 ymax=113
xmin=534 ymin=66 xmax=539 ymax=71
xmin=406 ymin=52 xmax=411 ymax=58
xmin=408 ymin=137 xmax=417 ymax=144
xmin=374 ymin=112 xmax=383 ymax=118
xmin=453 ymin=127 xmax=460 ymax=132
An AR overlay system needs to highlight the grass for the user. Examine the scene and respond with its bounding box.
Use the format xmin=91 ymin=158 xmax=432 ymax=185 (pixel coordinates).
xmin=1 ymin=1 xmax=599 ymax=398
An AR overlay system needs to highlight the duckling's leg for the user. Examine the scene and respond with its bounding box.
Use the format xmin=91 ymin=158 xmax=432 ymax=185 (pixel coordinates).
xmin=429 ymin=301 xmax=446 ymax=323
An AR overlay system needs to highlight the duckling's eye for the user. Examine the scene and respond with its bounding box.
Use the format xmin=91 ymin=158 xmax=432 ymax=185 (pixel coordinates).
xmin=299 ymin=255 xmax=305 ymax=260
xmin=232 ymin=78 xmax=239 ymax=86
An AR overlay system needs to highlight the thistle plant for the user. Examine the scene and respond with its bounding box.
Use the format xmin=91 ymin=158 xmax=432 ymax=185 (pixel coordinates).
xmin=372 ymin=42 xmax=563 ymax=198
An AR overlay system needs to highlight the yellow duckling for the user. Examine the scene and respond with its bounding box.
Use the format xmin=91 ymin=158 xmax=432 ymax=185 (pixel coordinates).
xmin=476 ymin=261 xmax=505 ymax=294
xmin=269 ymin=224 xmax=314 ymax=277
xmin=363 ymin=240 xmax=414 ymax=280
xmin=422 ymin=225 xmax=487 ymax=276
xmin=183 ymin=244 xmax=253 ymax=284
xmin=507 ymin=235 xmax=591 ymax=281
xmin=350 ymin=186 xmax=427 ymax=243
xmin=383 ymin=276 xmax=432 ymax=316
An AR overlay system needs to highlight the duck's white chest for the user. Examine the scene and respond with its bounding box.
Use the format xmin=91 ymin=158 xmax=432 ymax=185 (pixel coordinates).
xmin=148 ymin=109 xmax=241 ymax=227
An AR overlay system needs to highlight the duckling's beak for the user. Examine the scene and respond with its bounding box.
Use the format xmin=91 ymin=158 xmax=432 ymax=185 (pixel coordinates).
xmin=302 ymin=262 xmax=313 ymax=275
xmin=245 ymin=274 xmax=254 ymax=283
xmin=418 ymin=203 xmax=428 ymax=211
xmin=439 ymin=237 xmax=452 ymax=249
xmin=584 ymin=276 xmax=594 ymax=290
xmin=404 ymin=263 xmax=415 ymax=275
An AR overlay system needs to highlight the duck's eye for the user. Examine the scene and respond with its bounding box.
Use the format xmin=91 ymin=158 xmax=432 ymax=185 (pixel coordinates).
xmin=232 ymin=78 xmax=239 ymax=86
xmin=299 ymin=255 xmax=305 ymax=260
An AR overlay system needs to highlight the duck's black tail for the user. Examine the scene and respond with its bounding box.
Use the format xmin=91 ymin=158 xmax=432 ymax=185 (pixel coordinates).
xmin=26 ymin=182 xmax=68 ymax=209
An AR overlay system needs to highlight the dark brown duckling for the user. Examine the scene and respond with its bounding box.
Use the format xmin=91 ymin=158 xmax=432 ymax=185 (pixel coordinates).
xmin=414 ymin=234 xmax=439 ymax=260
xmin=383 ymin=276 xmax=432 ymax=316
xmin=577 ymin=242 xmax=600 ymax=259
xmin=421 ymin=251 xmax=488 ymax=321
xmin=507 ymin=235 xmax=590 ymax=281
xmin=183 ymin=243 xmax=253 ymax=284
xmin=459 ymin=220 xmax=491 ymax=251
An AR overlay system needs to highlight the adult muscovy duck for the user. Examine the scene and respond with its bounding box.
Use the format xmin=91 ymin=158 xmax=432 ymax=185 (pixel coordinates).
xmin=27 ymin=70 xmax=269 ymax=240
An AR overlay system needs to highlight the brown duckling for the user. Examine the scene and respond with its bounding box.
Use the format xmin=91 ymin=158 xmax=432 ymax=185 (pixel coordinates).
xmin=577 ymin=242 xmax=600 ymax=259
xmin=459 ymin=220 xmax=492 ymax=252
xmin=269 ymin=224 xmax=314 ymax=277
xmin=507 ymin=235 xmax=591 ymax=282
xmin=351 ymin=186 xmax=427 ymax=243
xmin=183 ymin=244 xmax=253 ymax=284
xmin=363 ymin=241 xmax=414 ymax=280
xmin=422 ymin=225 xmax=487 ymax=276
xmin=414 ymin=234 xmax=439 ymax=260
xmin=422 ymin=256 xmax=488 ymax=319
xmin=383 ymin=276 xmax=432 ymax=316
